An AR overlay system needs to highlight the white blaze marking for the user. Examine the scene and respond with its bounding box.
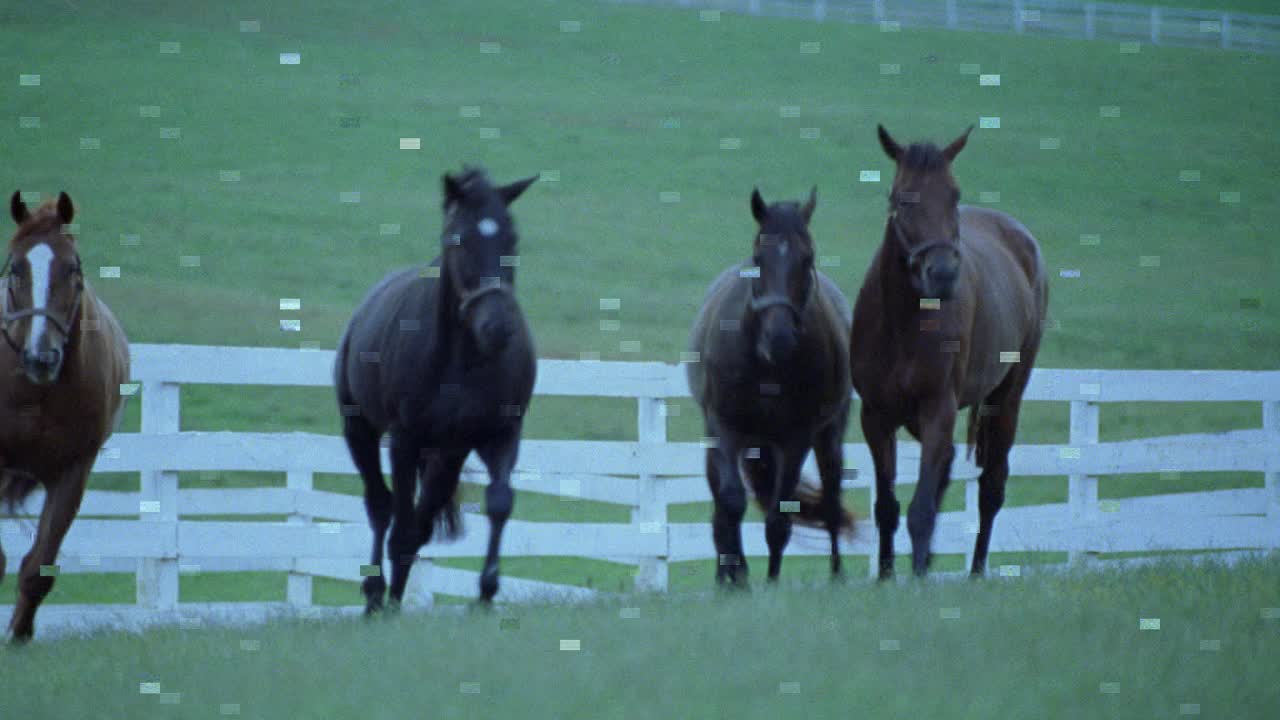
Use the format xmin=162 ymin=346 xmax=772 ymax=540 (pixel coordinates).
xmin=26 ymin=243 xmax=54 ymax=352
xmin=477 ymin=218 xmax=498 ymax=237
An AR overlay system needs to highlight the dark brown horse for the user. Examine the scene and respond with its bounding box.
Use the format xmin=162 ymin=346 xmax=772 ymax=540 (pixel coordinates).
xmin=335 ymin=167 xmax=537 ymax=612
xmin=0 ymin=192 xmax=130 ymax=641
xmin=688 ymin=187 xmax=855 ymax=587
xmin=850 ymin=126 xmax=1048 ymax=578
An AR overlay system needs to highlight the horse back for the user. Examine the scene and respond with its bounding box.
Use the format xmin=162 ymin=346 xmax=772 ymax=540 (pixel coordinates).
xmin=336 ymin=264 xmax=436 ymax=430
xmin=956 ymin=206 xmax=1049 ymax=404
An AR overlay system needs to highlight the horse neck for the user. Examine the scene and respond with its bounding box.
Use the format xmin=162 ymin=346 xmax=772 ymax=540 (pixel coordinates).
xmin=875 ymin=225 xmax=921 ymax=334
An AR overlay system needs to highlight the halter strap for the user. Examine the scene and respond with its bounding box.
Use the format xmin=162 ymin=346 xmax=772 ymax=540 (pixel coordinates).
xmin=457 ymin=277 xmax=510 ymax=315
xmin=748 ymin=267 xmax=817 ymax=323
xmin=890 ymin=212 xmax=960 ymax=267
xmin=0 ymin=251 xmax=85 ymax=356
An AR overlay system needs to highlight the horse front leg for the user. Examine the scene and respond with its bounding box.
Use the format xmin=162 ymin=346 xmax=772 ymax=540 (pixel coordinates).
xmin=7 ymin=461 xmax=89 ymax=643
xmin=475 ymin=428 xmax=521 ymax=604
xmin=907 ymin=394 xmax=958 ymax=578
xmin=860 ymin=404 xmax=899 ymax=580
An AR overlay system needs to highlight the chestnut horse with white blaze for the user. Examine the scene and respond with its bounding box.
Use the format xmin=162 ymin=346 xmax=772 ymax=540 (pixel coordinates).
xmin=0 ymin=191 xmax=130 ymax=642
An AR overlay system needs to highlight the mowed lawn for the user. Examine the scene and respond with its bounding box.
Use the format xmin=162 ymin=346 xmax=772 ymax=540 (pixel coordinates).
xmin=3 ymin=556 xmax=1279 ymax=719
xmin=1 ymin=0 xmax=1277 ymax=603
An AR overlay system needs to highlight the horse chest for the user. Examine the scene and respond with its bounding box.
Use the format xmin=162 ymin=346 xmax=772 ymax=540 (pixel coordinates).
xmin=0 ymin=394 xmax=101 ymax=468
xmin=712 ymin=370 xmax=827 ymax=431
xmin=407 ymin=361 xmax=533 ymax=443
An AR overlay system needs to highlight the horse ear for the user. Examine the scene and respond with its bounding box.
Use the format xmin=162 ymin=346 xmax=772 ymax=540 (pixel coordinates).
xmin=877 ymin=124 xmax=902 ymax=162
xmin=498 ymin=175 xmax=538 ymax=206
xmin=10 ymin=191 xmax=29 ymax=225
xmin=750 ymin=187 xmax=767 ymax=224
xmin=943 ymin=125 xmax=974 ymax=163
xmin=801 ymin=186 xmax=817 ymax=225
xmin=56 ymin=191 xmax=75 ymax=224
xmin=442 ymin=173 xmax=462 ymax=210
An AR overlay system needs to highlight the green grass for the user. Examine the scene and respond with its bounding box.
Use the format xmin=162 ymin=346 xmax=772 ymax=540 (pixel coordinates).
xmin=2 ymin=0 xmax=1277 ymax=601
xmin=4 ymin=556 xmax=1279 ymax=719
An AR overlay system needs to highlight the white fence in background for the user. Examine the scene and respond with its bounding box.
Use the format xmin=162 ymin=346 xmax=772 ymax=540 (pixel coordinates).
xmin=613 ymin=0 xmax=1280 ymax=54
xmin=2 ymin=343 xmax=1278 ymax=636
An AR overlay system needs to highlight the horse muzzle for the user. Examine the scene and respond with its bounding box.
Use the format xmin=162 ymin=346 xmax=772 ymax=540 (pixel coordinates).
xmin=22 ymin=347 xmax=62 ymax=385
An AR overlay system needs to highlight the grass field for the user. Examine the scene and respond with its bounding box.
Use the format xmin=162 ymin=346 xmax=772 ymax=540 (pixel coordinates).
xmin=3 ymin=555 xmax=1279 ymax=719
xmin=1 ymin=0 xmax=1278 ymax=603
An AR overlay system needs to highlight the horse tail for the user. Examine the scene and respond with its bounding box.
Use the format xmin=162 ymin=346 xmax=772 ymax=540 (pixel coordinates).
xmin=966 ymin=403 xmax=983 ymax=467
xmin=791 ymin=474 xmax=856 ymax=538
xmin=432 ymin=491 xmax=463 ymax=541
xmin=0 ymin=469 xmax=39 ymax=516
xmin=418 ymin=464 xmax=465 ymax=543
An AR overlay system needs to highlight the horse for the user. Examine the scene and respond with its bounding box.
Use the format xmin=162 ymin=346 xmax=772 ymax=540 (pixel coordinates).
xmin=687 ymin=186 xmax=856 ymax=587
xmin=334 ymin=166 xmax=538 ymax=612
xmin=0 ymin=191 xmax=130 ymax=642
xmin=849 ymin=125 xmax=1049 ymax=579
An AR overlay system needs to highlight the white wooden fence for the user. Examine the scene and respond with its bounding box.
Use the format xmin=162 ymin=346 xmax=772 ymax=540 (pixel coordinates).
xmin=616 ymin=0 xmax=1280 ymax=54
xmin=2 ymin=343 xmax=1278 ymax=636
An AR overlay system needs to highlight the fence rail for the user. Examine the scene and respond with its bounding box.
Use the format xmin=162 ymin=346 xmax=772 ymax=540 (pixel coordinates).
xmin=3 ymin=343 xmax=1279 ymax=635
xmin=612 ymin=0 xmax=1280 ymax=54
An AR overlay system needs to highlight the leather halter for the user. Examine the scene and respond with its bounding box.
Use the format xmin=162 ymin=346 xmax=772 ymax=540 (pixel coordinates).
xmin=889 ymin=211 xmax=960 ymax=269
xmin=442 ymin=231 xmax=513 ymax=317
xmin=748 ymin=265 xmax=817 ymax=324
xmin=0 ymin=251 xmax=85 ymax=356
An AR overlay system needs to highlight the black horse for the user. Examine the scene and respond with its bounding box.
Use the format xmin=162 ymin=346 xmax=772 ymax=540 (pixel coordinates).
xmin=335 ymin=166 xmax=538 ymax=612
xmin=687 ymin=187 xmax=855 ymax=587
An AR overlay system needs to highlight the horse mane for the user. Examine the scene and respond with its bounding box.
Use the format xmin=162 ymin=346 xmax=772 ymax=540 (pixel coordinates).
xmin=900 ymin=142 xmax=949 ymax=171
xmin=443 ymin=166 xmax=494 ymax=208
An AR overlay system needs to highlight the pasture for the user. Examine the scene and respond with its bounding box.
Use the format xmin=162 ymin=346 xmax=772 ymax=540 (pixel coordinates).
xmin=1 ymin=0 xmax=1277 ymax=624
xmin=2 ymin=555 xmax=1279 ymax=718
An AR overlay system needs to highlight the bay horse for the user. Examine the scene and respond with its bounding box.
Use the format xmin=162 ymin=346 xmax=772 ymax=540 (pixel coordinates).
xmin=335 ymin=166 xmax=538 ymax=612
xmin=688 ymin=186 xmax=855 ymax=587
xmin=0 ymin=191 xmax=130 ymax=641
xmin=850 ymin=125 xmax=1048 ymax=578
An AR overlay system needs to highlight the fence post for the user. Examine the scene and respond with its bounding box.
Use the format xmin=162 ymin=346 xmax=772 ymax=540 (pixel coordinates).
xmin=1067 ymin=400 xmax=1099 ymax=565
xmin=814 ymin=0 xmax=826 ymax=22
xmin=1222 ymin=13 xmax=1232 ymax=50
xmin=634 ymin=396 xmax=669 ymax=592
xmin=1150 ymin=7 xmax=1161 ymax=44
xmin=286 ymin=470 xmax=314 ymax=607
xmin=1014 ymin=0 xmax=1025 ymax=33
xmin=1084 ymin=3 xmax=1095 ymax=39
xmin=946 ymin=0 xmax=958 ymax=28
xmin=1265 ymin=402 xmax=1280 ymax=529
xmin=138 ymin=380 xmax=180 ymax=611
xmin=964 ymin=476 xmax=979 ymax=572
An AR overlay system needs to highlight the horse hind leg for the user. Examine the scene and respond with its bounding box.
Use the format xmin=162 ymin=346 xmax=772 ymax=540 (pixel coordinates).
xmin=970 ymin=368 xmax=1031 ymax=577
xmin=343 ymin=414 xmax=391 ymax=614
